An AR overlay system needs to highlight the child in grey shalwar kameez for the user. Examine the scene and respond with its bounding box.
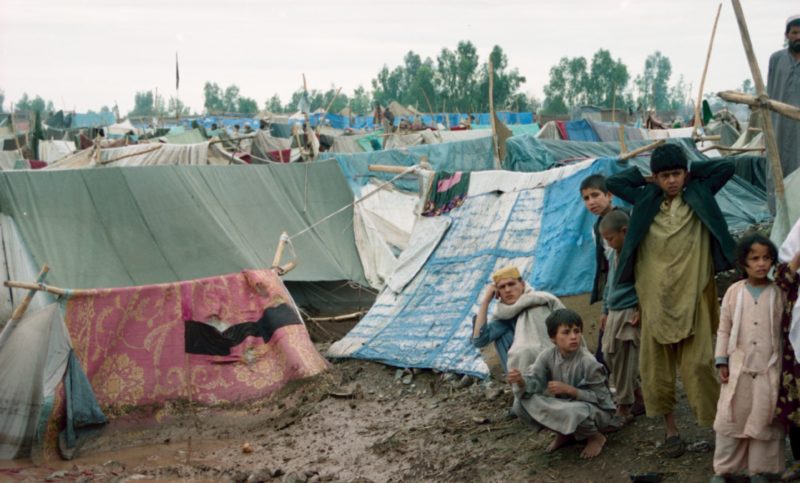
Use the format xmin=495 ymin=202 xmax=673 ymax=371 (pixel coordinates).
xmin=509 ymin=309 xmax=616 ymax=459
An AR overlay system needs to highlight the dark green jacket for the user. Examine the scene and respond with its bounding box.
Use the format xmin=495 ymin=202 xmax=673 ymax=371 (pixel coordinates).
xmin=606 ymin=160 xmax=737 ymax=284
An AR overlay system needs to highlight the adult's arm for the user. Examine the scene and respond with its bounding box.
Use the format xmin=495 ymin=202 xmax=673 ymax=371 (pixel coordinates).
xmin=606 ymin=167 xmax=647 ymax=205
xmin=690 ymin=159 xmax=735 ymax=194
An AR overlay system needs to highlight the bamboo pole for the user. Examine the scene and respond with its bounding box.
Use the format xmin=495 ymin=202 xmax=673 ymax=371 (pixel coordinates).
xmin=306 ymin=311 xmax=367 ymax=323
xmin=420 ymin=89 xmax=436 ymax=126
xmin=98 ymin=144 xmax=163 ymax=165
xmin=730 ymin=0 xmax=788 ymax=225
xmin=271 ymin=231 xmax=289 ymax=268
xmin=718 ymin=91 xmax=800 ymax=122
xmin=488 ymin=60 xmax=501 ymax=169
xmin=618 ymin=124 xmax=627 ymax=154
xmin=368 ymin=164 xmax=430 ymax=175
xmin=9 ymin=265 xmax=50 ymax=320
xmin=699 ymin=144 xmax=764 ymax=153
xmin=618 ymin=139 xmax=665 ymax=162
xmin=318 ymin=86 xmax=343 ymax=128
xmin=693 ymin=3 xmax=723 ymax=136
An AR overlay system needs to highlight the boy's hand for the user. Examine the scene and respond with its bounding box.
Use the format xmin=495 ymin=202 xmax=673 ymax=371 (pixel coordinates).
xmin=631 ymin=309 xmax=640 ymax=326
xmin=547 ymin=381 xmax=576 ymax=398
xmin=482 ymin=284 xmax=498 ymax=305
xmin=644 ymin=175 xmax=655 ymax=183
xmin=507 ymin=369 xmax=525 ymax=389
xmin=718 ymin=365 xmax=729 ymax=384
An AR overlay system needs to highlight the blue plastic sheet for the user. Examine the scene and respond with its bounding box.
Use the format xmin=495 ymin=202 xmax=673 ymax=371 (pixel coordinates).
xmin=564 ymin=120 xmax=600 ymax=142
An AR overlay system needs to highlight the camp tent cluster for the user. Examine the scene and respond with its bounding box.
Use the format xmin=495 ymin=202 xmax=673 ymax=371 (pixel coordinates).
xmin=0 ymin=104 xmax=792 ymax=461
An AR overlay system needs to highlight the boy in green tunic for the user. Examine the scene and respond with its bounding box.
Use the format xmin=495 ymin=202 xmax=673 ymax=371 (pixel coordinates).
xmin=606 ymin=144 xmax=736 ymax=457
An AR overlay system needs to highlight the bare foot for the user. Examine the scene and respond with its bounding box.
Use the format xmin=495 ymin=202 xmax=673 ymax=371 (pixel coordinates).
xmin=546 ymin=433 xmax=573 ymax=453
xmin=580 ymin=432 xmax=607 ymax=459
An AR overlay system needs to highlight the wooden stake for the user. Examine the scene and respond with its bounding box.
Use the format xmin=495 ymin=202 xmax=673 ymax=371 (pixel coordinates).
xmin=618 ymin=124 xmax=627 ymax=154
xmin=488 ymin=60 xmax=501 ymax=169
xmin=271 ymin=231 xmax=289 ymax=268
xmin=618 ymin=139 xmax=665 ymax=162
xmin=730 ymin=0 xmax=788 ymax=226
xmin=693 ymin=3 xmax=723 ymax=136
xmin=10 ymin=265 xmax=49 ymax=321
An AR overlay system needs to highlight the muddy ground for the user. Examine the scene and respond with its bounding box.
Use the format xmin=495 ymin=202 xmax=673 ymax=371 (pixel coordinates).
xmin=2 ymin=343 xmax=728 ymax=483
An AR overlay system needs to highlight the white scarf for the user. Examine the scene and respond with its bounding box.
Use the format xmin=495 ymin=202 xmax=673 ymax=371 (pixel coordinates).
xmin=781 ymin=218 xmax=800 ymax=362
xmin=494 ymin=288 xmax=565 ymax=372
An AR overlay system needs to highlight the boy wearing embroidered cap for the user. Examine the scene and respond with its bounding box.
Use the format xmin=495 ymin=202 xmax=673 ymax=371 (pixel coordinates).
xmin=606 ymin=144 xmax=736 ymax=458
xmin=472 ymin=265 xmax=564 ymax=378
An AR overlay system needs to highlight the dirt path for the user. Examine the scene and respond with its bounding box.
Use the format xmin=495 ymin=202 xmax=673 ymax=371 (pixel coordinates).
xmin=2 ymin=348 xmax=726 ymax=483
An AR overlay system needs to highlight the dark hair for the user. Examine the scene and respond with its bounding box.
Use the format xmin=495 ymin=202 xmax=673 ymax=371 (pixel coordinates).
xmin=735 ymin=232 xmax=778 ymax=274
xmin=650 ymin=144 xmax=688 ymax=174
xmin=579 ymin=174 xmax=608 ymax=193
xmin=545 ymin=309 xmax=583 ymax=338
xmin=599 ymin=209 xmax=629 ymax=233
xmin=787 ymin=18 xmax=800 ymax=35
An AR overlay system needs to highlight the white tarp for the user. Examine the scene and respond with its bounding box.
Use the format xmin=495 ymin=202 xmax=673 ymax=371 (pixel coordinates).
xmin=45 ymin=142 xmax=242 ymax=169
xmin=38 ymin=140 xmax=76 ymax=163
xmin=0 ymin=304 xmax=71 ymax=459
xmin=353 ymin=182 xmax=419 ymax=288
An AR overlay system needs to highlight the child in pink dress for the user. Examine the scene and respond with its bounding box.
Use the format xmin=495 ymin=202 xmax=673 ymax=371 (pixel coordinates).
xmin=711 ymin=233 xmax=799 ymax=480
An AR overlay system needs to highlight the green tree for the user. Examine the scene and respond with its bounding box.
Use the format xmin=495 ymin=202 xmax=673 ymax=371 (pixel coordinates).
xmin=167 ymin=97 xmax=190 ymax=116
xmin=266 ymin=94 xmax=283 ymax=113
xmin=435 ymin=41 xmax=480 ymax=112
xmin=542 ymin=56 xmax=589 ymax=115
xmin=29 ymin=95 xmax=46 ymax=113
xmin=586 ymin=49 xmax=629 ymax=108
xmin=203 ymin=82 xmax=224 ymax=112
xmin=635 ymin=51 xmax=672 ymax=112
xmin=16 ymin=93 xmax=31 ymax=111
xmin=668 ymin=75 xmax=691 ymax=113
xmin=130 ymin=90 xmax=155 ymax=117
xmin=237 ymin=96 xmax=258 ymax=114
xmin=476 ymin=45 xmax=526 ymax=112
xmin=100 ymin=105 xmax=111 ymax=113
xmin=350 ymin=85 xmax=372 ymax=115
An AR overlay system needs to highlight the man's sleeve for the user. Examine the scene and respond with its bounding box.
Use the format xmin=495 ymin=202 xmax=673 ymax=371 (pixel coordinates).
xmin=471 ymin=318 xmax=510 ymax=348
xmin=606 ymin=167 xmax=646 ymax=204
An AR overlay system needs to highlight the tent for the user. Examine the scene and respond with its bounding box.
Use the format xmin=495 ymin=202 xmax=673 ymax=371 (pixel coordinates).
xmin=329 ymin=154 xmax=772 ymax=376
xmin=0 ymin=162 xmax=370 ymax=320
xmin=0 ymin=268 xmax=329 ymax=460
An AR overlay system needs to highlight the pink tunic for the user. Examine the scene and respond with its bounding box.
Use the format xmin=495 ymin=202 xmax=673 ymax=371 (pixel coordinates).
xmin=713 ymin=280 xmax=784 ymax=440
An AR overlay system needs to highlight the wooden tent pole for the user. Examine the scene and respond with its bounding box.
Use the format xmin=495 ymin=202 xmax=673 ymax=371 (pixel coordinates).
xmin=488 ymin=60 xmax=501 ymax=169
xmin=693 ymin=3 xmax=723 ymax=136
xmin=730 ymin=0 xmax=788 ymax=225
xmin=618 ymin=139 xmax=665 ymax=162
xmin=10 ymin=265 xmax=50 ymax=321
xmin=718 ymin=91 xmax=800 ymax=121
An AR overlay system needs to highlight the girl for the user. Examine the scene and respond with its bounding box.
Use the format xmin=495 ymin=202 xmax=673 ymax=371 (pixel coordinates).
xmin=710 ymin=233 xmax=789 ymax=481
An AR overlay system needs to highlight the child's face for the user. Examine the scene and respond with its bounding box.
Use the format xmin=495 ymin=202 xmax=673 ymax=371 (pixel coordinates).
xmin=581 ymin=188 xmax=612 ymax=216
xmin=743 ymin=243 xmax=774 ymax=281
xmin=600 ymin=226 xmax=626 ymax=252
xmin=551 ymin=324 xmax=582 ymax=354
xmin=654 ymin=169 xmax=688 ymax=198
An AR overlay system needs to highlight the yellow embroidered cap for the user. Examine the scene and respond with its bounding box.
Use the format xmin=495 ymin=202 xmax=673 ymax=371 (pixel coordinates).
xmin=491 ymin=266 xmax=521 ymax=284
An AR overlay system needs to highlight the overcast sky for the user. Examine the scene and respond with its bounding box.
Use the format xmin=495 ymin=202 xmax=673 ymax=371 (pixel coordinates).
xmin=0 ymin=0 xmax=795 ymax=114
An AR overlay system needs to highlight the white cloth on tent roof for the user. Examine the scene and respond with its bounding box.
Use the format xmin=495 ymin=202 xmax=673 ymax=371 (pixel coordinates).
xmin=0 ymin=304 xmax=71 ymax=459
xmin=38 ymin=140 xmax=76 ymax=163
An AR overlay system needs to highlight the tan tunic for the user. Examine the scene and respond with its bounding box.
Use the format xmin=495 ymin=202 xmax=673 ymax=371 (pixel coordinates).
xmin=635 ymin=194 xmax=713 ymax=344
xmin=714 ymin=280 xmax=784 ymax=440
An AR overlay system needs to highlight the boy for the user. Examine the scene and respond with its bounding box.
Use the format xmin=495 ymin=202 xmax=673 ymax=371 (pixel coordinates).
xmin=606 ymin=144 xmax=735 ymax=457
xmin=580 ymin=174 xmax=628 ymax=365
xmin=598 ymin=210 xmax=644 ymax=421
xmin=509 ymin=309 xmax=615 ymax=459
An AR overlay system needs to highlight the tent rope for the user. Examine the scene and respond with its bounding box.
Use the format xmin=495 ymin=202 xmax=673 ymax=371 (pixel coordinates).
xmin=287 ymin=164 xmax=420 ymax=242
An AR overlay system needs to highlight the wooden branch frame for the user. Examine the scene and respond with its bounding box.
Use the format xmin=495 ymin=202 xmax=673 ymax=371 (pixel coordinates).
xmin=618 ymin=139 xmax=665 ymax=162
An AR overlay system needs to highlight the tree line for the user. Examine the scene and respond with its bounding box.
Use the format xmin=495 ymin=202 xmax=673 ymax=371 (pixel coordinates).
xmin=1 ymin=41 xmax=752 ymax=119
